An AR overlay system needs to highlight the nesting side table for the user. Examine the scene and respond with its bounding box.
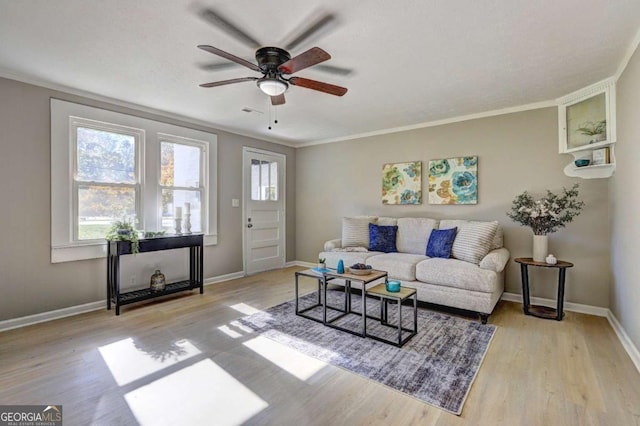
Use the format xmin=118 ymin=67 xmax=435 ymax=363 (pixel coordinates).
xmin=514 ymin=257 xmax=574 ymax=321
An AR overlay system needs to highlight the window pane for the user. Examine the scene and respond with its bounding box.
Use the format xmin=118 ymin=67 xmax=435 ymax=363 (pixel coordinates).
xmin=260 ymin=161 xmax=269 ymax=201
xmin=77 ymin=127 xmax=136 ymax=184
xmin=270 ymin=161 xmax=278 ymax=201
xmin=77 ymin=185 xmax=136 ymax=240
xmin=161 ymin=142 xmax=201 ymax=187
xmin=161 ymin=189 xmax=202 ymax=233
xmin=251 ymin=159 xmax=260 ymax=201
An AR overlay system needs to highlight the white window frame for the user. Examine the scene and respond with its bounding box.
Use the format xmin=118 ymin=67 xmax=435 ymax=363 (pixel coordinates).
xmin=51 ymin=99 xmax=218 ymax=263
xmin=157 ymin=133 xmax=208 ymax=234
xmin=71 ymin=117 xmax=144 ymax=241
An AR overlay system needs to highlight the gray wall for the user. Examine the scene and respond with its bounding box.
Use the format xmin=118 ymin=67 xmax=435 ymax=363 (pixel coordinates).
xmin=0 ymin=77 xmax=296 ymax=321
xmin=296 ymin=107 xmax=610 ymax=307
xmin=610 ymin=46 xmax=640 ymax=350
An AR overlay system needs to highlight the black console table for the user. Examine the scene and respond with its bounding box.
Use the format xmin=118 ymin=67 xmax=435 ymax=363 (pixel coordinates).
xmin=107 ymin=234 xmax=204 ymax=315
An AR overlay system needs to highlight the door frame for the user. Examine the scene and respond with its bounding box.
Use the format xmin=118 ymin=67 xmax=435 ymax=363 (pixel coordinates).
xmin=242 ymin=146 xmax=286 ymax=275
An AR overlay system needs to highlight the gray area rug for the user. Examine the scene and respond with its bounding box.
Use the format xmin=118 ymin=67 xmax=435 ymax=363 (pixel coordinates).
xmin=239 ymin=290 xmax=497 ymax=415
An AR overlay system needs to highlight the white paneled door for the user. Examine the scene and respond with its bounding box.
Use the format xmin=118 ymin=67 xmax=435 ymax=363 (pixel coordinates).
xmin=243 ymin=148 xmax=285 ymax=275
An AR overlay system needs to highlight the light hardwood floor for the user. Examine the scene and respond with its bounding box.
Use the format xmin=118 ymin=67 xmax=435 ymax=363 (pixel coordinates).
xmin=1 ymin=266 xmax=639 ymax=425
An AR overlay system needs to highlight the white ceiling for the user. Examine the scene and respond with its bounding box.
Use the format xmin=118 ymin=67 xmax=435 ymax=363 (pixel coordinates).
xmin=1 ymin=1 xmax=639 ymax=146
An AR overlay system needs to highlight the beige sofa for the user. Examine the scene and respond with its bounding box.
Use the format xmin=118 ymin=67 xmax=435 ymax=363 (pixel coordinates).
xmin=319 ymin=216 xmax=510 ymax=323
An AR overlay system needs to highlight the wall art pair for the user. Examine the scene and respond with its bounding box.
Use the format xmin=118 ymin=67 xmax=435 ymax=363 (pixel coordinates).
xmin=381 ymin=157 xmax=477 ymax=205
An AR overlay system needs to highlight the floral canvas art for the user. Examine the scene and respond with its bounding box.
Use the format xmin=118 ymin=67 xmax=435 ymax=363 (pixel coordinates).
xmin=382 ymin=161 xmax=422 ymax=205
xmin=428 ymin=157 xmax=478 ymax=205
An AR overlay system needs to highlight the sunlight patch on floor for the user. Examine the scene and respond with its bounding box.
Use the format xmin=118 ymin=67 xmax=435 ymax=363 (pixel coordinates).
xmin=98 ymin=338 xmax=201 ymax=386
xmin=229 ymin=303 xmax=263 ymax=316
xmin=243 ymin=335 xmax=327 ymax=381
xmin=124 ymin=359 xmax=268 ymax=426
xmin=217 ymin=325 xmax=243 ymax=339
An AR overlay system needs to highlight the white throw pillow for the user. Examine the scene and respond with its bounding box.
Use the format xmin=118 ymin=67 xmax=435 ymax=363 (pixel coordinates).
xmin=342 ymin=216 xmax=377 ymax=248
xmin=396 ymin=218 xmax=438 ymax=255
xmin=440 ymin=219 xmax=503 ymax=250
xmin=446 ymin=220 xmax=498 ymax=265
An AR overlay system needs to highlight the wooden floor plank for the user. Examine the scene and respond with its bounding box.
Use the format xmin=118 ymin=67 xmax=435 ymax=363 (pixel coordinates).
xmin=0 ymin=267 xmax=638 ymax=425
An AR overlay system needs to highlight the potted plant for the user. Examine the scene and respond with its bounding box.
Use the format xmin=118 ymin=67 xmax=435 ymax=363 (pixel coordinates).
xmin=506 ymin=184 xmax=584 ymax=262
xmin=318 ymin=258 xmax=326 ymax=269
xmin=576 ymin=120 xmax=606 ymax=143
xmin=106 ymin=218 xmax=140 ymax=254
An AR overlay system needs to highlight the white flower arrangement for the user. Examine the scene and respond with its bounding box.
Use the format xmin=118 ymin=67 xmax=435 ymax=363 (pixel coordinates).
xmin=507 ymin=184 xmax=584 ymax=236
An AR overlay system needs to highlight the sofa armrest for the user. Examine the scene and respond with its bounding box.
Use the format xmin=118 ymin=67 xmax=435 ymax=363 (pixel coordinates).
xmin=479 ymin=248 xmax=510 ymax=273
xmin=324 ymin=238 xmax=343 ymax=251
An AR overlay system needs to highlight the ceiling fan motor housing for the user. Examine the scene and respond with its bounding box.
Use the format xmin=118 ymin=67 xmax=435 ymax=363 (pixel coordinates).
xmin=256 ymin=47 xmax=291 ymax=74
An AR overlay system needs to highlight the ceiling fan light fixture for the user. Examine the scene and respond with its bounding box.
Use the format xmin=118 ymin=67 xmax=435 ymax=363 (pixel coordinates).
xmin=257 ymin=78 xmax=288 ymax=96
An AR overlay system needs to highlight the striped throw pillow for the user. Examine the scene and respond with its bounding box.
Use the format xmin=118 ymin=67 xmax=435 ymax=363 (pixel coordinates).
xmin=342 ymin=217 xmax=377 ymax=248
xmin=448 ymin=221 xmax=498 ymax=265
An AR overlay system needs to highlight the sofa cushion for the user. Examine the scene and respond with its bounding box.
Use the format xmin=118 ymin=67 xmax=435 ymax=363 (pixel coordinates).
xmin=440 ymin=219 xmax=503 ymax=249
xmin=426 ymin=227 xmax=457 ymax=258
xmin=441 ymin=220 xmax=498 ymax=265
xmin=342 ymin=216 xmax=377 ymax=248
xmin=377 ymin=217 xmax=398 ymax=226
xmin=366 ymin=253 xmax=428 ymax=281
xmin=320 ymin=250 xmax=383 ymax=270
xmin=396 ymin=218 xmax=438 ymax=255
xmin=368 ymin=223 xmax=398 ymax=253
xmin=415 ymin=258 xmax=499 ymax=293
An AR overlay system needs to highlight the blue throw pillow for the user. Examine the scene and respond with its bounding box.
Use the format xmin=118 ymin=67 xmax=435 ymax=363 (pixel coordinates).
xmin=426 ymin=227 xmax=458 ymax=258
xmin=368 ymin=223 xmax=398 ymax=253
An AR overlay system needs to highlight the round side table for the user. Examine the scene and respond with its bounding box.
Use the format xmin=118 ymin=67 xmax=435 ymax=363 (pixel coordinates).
xmin=514 ymin=257 xmax=574 ymax=321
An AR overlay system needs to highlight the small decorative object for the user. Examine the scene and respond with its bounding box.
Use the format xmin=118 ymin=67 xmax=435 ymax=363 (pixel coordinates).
xmin=385 ymin=280 xmax=401 ymax=292
xmin=574 ymin=159 xmax=590 ymax=167
xmin=592 ymin=147 xmax=610 ymax=165
xmin=106 ymin=218 xmax=140 ymax=254
xmin=150 ymin=269 xmax=166 ymax=292
xmin=144 ymin=231 xmax=166 ymax=238
xmin=318 ymin=258 xmax=326 ymax=270
xmin=382 ymin=161 xmax=422 ymax=205
xmin=428 ymin=156 xmax=478 ymax=205
xmin=175 ymin=207 xmax=183 ymax=234
xmin=337 ymin=259 xmax=345 ymax=274
xmin=349 ymin=263 xmax=373 ymax=275
xmin=184 ymin=202 xmax=192 ymax=234
xmin=507 ymin=184 xmax=584 ymax=262
xmin=546 ymin=254 xmax=558 ymax=265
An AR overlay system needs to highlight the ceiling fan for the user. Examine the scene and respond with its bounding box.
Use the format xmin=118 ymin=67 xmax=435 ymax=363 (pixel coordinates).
xmin=196 ymin=8 xmax=348 ymax=106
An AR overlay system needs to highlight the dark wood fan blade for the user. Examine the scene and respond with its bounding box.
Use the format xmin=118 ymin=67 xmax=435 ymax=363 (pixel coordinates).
xmin=271 ymin=94 xmax=286 ymax=106
xmin=289 ymin=77 xmax=347 ymax=96
xmin=278 ymin=47 xmax=330 ymax=74
xmin=198 ymin=8 xmax=261 ymax=49
xmin=197 ymin=45 xmax=260 ymax=72
xmin=282 ymin=13 xmax=337 ymax=51
xmin=199 ymin=77 xmax=258 ymax=88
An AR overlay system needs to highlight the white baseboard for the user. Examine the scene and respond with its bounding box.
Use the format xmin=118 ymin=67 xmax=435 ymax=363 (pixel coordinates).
xmin=501 ymin=292 xmax=609 ymax=317
xmin=0 ymin=301 xmax=105 ymax=332
xmin=606 ymin=311 xmax=640 ymax=374
xmin=0 ymin=270 xmax=246 ymax=332
xmin=290 ymin=260 xmax=315 ymax=268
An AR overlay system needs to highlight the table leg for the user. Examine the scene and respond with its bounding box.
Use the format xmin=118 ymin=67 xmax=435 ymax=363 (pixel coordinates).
xmin=295 ymin=273 xmax=299 ymax=314
xmin=557 ymin=268 xmax=567 ymax=321
xmin=398 ymin=298 xmax=403 ymax=346
xmin=323 ymin=276 xmax=328 ymax=324
xmin=520 ymin=263 xmax=530 ymax=315
xmin=413 ymin=293 xmax=418 ymax=333
xmin=361 ymin=281 xmax=366 ymax=337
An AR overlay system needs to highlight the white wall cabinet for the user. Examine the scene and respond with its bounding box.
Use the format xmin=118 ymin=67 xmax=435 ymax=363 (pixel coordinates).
xmin=558 ymin=78 xmax=616 ymax=179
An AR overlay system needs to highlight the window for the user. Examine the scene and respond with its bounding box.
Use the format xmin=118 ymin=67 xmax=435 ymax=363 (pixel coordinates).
xmin=73 ymin=120 xmax=142 ymax=240
xmin=51 ymin=99 xmax=218 ymax=263
xmin=159 ymin=136 xmax=206 ymax=233
xmin=250 ymin=159 xmax=278 ymax=201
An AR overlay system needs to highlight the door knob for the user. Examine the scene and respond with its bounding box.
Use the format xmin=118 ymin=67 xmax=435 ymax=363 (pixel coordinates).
xmin=247 ymin=223 xmax=253 ymax=228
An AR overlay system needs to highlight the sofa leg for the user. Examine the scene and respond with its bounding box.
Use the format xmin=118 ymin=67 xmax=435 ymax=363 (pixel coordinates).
xmin=479 ymin=313 xmax=489 ymax=324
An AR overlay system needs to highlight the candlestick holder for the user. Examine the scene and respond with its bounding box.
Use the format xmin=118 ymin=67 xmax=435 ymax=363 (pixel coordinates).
xmin=184 ymin=213 xmax=192 ymax=234
xmin=174 ymin=217 xmax=182 ymax=234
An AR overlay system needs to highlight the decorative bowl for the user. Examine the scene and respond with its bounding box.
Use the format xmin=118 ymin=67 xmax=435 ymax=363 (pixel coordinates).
xmin=385 ymin=281 xmax=401 ymax=292
xmin=574 ymin=159 xmax=590 ymax=167
xmin=348 ymin=267 xmax=372 ymax=275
